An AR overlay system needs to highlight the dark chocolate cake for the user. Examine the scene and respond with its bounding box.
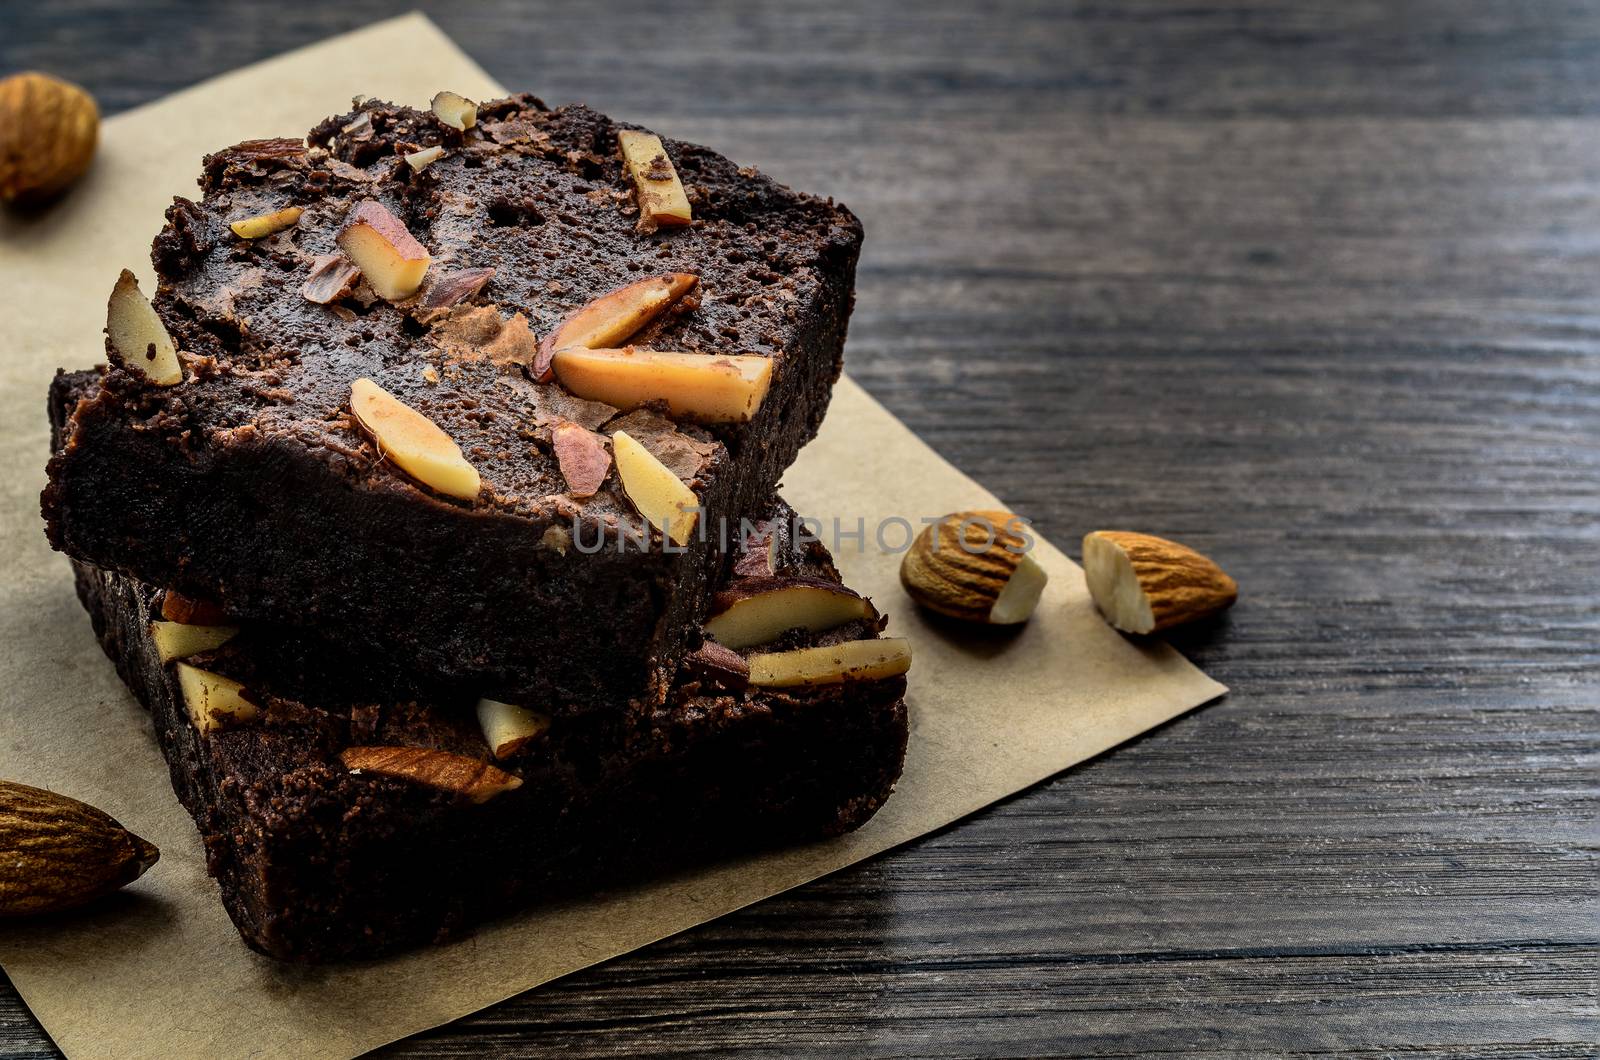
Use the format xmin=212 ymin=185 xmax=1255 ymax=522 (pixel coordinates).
xmin=71 ymin=495 xmax=908 ymax=962
xmin=44 ymin=94 xmax=863 ymax=711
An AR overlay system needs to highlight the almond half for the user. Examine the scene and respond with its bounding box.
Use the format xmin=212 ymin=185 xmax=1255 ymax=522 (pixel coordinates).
xmin=900 ymin=510 xmax=1048 ymax=625
xmin=1082 ymin=530 xmax=1237 ymax=634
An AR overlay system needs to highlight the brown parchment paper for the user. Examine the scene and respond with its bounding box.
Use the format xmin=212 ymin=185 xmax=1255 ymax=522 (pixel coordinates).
xmin=0 ymin=14 xmax=1226 ymax=1058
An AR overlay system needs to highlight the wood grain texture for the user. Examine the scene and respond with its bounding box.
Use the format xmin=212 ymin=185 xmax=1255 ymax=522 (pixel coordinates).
xmin=2 ymin=1 xmax=1596 ymax=1056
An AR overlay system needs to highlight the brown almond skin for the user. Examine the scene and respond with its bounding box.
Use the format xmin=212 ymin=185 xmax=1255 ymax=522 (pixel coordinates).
xmin=682 ymin=641 xmax=750 ymax=691
xmin=0 ymin=72 xmax=98 ymax=207
xmin=0 ymin=781 xmax=159 ymax=916
xmin=551 ymin=421 xmax=613 ymax=498
xmin=341 ymin=746 xmax=522 ymax=804
xmin=732 ymin=516 xmax=787 ymax=578
xmin=420 ymin=266 xmax=495 ymax=310
xmin=900 ymin=509 xmax=1032 ymax=623
xmin=160 ymin=588 xmax=229 ymax=626
xmin=301 ymin=253 xmax=362 ymax=305
xmin=1096 ymin=530 xmax=1238 ymax=631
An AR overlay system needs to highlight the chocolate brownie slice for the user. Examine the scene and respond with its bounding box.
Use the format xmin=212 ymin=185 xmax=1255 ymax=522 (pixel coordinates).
xmin=44 ymin=94 xmax=862 ymax=711
xmin=72 ymin=495 xmax=908 ymax=963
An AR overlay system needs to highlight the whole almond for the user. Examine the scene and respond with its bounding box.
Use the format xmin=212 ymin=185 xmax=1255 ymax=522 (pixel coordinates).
xmin=0 ymin=780 xmax=159 ymax=916
xmin=0 ymin=72 xmax=99 ymax=207
xmin=1082 ymin=530 xmax=1237 ymax=634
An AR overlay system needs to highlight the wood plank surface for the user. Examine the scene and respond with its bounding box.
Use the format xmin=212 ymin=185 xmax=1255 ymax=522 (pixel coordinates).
xmin=2 ymin=1 xmax=1595 ymax=1056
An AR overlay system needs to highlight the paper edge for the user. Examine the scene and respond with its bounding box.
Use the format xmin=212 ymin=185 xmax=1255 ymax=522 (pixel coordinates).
xmin=110 ymin=13 xmax=484 ymax=126
xmin=433 ymin=681 xmax=1229 ymax=1037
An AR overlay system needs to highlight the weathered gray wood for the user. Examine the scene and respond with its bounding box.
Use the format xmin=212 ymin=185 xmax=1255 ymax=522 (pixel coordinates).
xmin=2 ymin=1 xmax=1596 ymax=1056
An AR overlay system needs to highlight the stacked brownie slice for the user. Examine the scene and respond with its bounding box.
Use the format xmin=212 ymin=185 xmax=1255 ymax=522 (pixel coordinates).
xmin=43 ymin=94 xmax=911 ymax=961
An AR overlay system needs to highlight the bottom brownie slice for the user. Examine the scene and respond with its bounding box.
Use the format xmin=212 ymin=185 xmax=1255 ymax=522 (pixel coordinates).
xmin=72 ymin=501 xmax=908 ymax=962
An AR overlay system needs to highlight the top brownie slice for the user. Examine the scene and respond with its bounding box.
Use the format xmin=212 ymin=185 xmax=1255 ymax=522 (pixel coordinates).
xmin=43 ymin=94 xmax=862 ymax=711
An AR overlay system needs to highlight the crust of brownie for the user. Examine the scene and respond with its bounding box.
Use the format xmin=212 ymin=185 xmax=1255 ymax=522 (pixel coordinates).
xmin=72 ymin=503 xmax=906 ymax=963
xmin=44 ymin=95 xmax=862 ymax=711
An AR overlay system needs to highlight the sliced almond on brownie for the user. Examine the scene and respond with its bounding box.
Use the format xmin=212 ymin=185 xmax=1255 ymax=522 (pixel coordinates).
xmin=336 ymin=201 xmax=431 ymax=301
xmin=551 ymin=347 xmax=771 ymax=424
xmin=341 ymin=746 xmax=520 ymax=803
xmin=617 ymin=129 xmax=692 ymax=230
xmin=105 ymin=270 xmax=181 ymax=386
xmin=348 ymin=378 xmax=481 ymax=501
xmin=612 ymin=430 xmax=699 ymax=546
xmin=535 ymin=272 xmax=697 ymax=381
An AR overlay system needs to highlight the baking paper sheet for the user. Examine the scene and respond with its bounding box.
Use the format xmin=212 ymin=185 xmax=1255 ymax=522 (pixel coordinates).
xmin=0 ymin=15 xmax=1226 ymax=1058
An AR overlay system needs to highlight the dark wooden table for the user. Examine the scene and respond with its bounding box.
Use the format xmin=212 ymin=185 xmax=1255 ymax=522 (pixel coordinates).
xmin=4 ymin=1 xmax=1596 ymax=1055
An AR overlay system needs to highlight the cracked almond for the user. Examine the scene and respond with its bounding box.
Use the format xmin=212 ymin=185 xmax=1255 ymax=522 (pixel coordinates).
xmin=900 ymin=510 xmax=1047 ymax=625
xmin=1082 ymin=530 xmax=1237 ymax=634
